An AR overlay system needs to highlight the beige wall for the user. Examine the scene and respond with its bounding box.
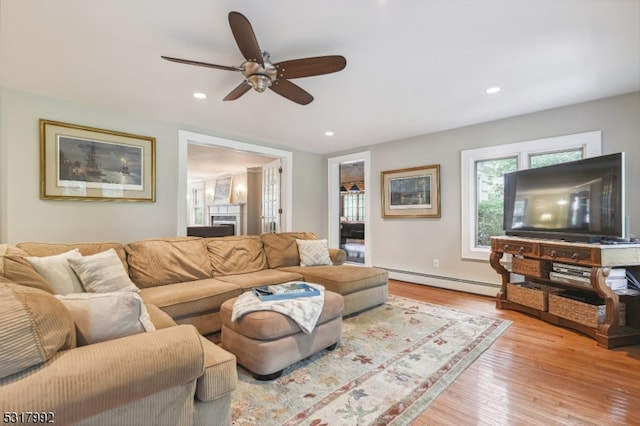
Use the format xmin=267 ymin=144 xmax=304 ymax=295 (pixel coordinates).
xmin=0 ymin=88 xmax=327 ymax=244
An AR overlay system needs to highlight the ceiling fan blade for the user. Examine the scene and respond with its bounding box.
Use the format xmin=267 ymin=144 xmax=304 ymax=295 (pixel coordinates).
xmin=270 ymin=79 xmax=314 ymax=105
xmin=161 ymin=56 xmax=239 ymax=72
xmin=228 ymin=11 xmax=263 ymax=66
xmin=275 ymin=55 xmax=346 ymax=79
xmin=223 ymin=81 xmax=252 ymax=101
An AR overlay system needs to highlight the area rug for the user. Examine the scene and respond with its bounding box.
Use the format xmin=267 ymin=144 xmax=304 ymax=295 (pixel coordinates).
xmin=230 ymin=295 xmax=511 ymax=425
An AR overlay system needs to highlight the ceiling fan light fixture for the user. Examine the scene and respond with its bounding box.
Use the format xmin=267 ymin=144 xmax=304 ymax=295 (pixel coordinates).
xmin=247 ymin=74 xmax=272 ymax=92
xmin=162 ymin=12 xmax=346 ymax=104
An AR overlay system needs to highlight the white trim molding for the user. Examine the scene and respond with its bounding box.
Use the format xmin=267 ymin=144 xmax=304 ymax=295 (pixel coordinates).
xmin=177 ymin=130 xmax=293 ymax=236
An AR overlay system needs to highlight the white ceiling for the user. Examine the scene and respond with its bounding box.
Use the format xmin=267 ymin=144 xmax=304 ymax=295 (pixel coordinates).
xmin=187 ymin=143 xmax=276 ymax=181
xmin=1 ymin=0 xmax=639 ymax=161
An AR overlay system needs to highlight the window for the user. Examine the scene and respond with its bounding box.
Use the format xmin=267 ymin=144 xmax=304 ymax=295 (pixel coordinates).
xmin=475 ymin=157 xmax=518 ymax=247
xmin=189 ymin=182 xmax=205 ymax=226
xmin=461 ymin=131 xmax=602 ymax=260
xmin=342 ymin=192 xmax=365 ymax=221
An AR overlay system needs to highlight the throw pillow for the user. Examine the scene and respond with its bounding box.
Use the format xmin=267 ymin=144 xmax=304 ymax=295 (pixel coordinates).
xmin=0 ymin=283 xmax=76 ymax=380
xmin=25 ymin=249 xmax=83 ymax=295
xmin=296 ymin=239 xmax=332 ymax=267
xmin=56 ymin=292 xmax=155 ymax=346
xmin=67 ymin=248 xmax=139 ymax=293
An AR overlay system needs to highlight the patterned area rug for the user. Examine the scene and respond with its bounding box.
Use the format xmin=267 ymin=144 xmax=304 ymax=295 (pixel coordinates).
xmin=230 ymin=295 xmax=511 ymax=425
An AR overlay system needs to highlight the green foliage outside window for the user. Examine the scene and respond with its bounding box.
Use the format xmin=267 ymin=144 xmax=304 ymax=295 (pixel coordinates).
xmin=475 ymin=149 xmax=583 ymax=247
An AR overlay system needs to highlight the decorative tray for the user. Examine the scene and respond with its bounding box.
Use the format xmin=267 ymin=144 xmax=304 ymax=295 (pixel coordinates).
xmin=252 ymin=282 xmax=320 ymax=301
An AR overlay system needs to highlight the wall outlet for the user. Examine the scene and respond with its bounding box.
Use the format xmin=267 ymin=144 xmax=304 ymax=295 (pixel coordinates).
xmin=433 ymin=259 xmax=440 ymax=268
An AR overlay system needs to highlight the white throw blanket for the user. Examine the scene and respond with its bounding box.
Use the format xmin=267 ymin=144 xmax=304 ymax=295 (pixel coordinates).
xmin=231 ymin=284 xmax=325 ymax=334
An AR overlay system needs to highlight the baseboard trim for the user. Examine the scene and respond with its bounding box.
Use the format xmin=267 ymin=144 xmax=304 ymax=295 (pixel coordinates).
xmin=382 ymin=267 xmax=500 ymax=297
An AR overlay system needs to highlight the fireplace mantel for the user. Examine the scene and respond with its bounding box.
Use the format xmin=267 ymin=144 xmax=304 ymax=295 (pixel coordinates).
xmin=209 ymin=204 xmax=243 ymax=235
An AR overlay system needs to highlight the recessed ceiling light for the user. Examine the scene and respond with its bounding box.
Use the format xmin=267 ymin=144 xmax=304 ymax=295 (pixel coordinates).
xmin=486 ymin=86 xmax=501 ymax=94
xmin=325 ymin=131 xmax=334 ymax=136
xmin=193 ymin=92 xmax=207 ymax=99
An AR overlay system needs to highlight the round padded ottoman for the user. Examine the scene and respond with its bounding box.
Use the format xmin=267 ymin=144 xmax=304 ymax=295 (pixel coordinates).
xmin=220 ymin=290 xmax=344 ymax=380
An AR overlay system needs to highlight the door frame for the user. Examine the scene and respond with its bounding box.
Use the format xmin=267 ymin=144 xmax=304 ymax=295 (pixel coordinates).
xmin=177 ymin=130 xmax=293 ymax=236
xmin=328 ymin=151 xmax=371 ymax=266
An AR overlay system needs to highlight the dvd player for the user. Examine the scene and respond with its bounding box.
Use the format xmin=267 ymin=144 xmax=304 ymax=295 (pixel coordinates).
xmin=549 ymin=271 xmax=593 ymax=289
xmin=552 ymin=262 xmax=592 ymax=278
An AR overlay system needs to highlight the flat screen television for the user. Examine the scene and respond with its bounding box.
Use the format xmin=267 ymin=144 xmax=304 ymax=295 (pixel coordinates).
xmin=503 ymin=152 xmax=626 ymax=243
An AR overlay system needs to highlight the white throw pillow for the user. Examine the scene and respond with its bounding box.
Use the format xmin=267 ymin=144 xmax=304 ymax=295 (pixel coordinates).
xmin=26 ymin=249 xmax=84 ymax=295
xmin=67 ymin=248 xmax=139 ymax=293
xmin=296 ymin=239 xmax=332 ymax=267
xmin=56 ymin=292 xmax=155 ymax=345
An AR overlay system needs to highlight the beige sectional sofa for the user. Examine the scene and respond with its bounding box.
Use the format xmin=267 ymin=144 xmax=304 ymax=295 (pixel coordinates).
xmin=122 ymin=232 xmax=388 ymax=335
xmin=0 ymin=280 xmax=236 ymax=426
xmin=0 ymin=232 xmax=388 ymax=425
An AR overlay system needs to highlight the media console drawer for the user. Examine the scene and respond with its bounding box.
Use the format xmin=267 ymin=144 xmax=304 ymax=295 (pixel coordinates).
xmin=492 ymin=238 xmax=539 ymax=256
xmin=540 ymin=244 xmax=597 ymax=265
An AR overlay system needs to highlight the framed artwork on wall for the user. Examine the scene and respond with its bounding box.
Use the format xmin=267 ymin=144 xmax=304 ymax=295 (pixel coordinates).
xmin=39 ymin=119 xmax=156 ymax=202
xmin=381 ymin=164 xmax=441 ymax=218
xmin=213 ymin=176 xmax=232 ymax=204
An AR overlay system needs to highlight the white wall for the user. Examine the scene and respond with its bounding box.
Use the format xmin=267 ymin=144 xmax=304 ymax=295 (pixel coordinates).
xmin=0 ymin=88 xmax=327 ymax=244
xmin=333 ymin=92 xmax=640 ymax=295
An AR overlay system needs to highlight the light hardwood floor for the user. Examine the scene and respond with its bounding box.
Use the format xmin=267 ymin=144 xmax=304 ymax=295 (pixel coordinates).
xmin=388 ymin=279 xmax=640 ymax=426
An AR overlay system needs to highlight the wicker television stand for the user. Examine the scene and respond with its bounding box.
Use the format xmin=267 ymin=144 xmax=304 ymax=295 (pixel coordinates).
xmin=490 ymin=236 xmax=640 ymax=349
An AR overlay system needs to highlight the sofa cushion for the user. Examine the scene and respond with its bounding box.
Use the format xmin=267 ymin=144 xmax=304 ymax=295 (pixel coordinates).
xmin=214 ymin=269 xmax=304 ymax=290
xmin=57 ymin=292 xmax=155 ymax=346
xmin=260 ymin=232 xmax=317 ymax=268
xmin=25 ymin=249 xmax=84 ymax=295
xmin=296 ymin=239 xmax=332 ymax=267
xmin=0 ymin=283 xmax=76 ymax=380
xmin=67 ymin=248 xmax=139 ymax=293
xmin=1 ymin=255 xmax=55 ymax=294
xmin=206 ymin=235 xmax=268 ymax=276
xmin=138 ymin=278 xmax=242 ymax=320
xmin=279 ymin=264 xmax=388 ymax=296
xmin=196 ymin=338 xmax=238 ymax=402
xmin=125 ymin=237 xmax=212 ymax=288
xmin=0 ymin=245 xmax=29 ymax=272
xmin=16 ymin=241 xmax=127 ymax=267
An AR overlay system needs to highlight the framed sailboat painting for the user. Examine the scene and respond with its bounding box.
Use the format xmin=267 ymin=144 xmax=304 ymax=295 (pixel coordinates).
xmin=39 ymin=119 xmax=156 ymax=202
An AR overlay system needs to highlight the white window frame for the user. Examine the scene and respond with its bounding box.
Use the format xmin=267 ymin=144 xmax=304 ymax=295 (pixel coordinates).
xmin=461 ymin=131 xmax=602 ymax=261
xmin=189 ymin=181 xmax=205 ymax=226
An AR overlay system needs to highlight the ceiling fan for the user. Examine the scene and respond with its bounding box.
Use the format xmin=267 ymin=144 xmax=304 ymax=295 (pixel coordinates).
xmin=161 ymin=11 xmax=346 ymax=105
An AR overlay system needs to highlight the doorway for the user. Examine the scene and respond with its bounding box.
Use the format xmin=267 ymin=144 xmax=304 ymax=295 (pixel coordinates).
xmin=177 ymin=130 xmax=293 ymax=236
xmin=328 ymin=151 xmax=371 ymax=266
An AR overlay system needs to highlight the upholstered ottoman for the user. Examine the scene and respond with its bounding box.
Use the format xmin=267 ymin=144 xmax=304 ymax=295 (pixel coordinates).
xmin=220 ymin=290 xmax=344 ymax=380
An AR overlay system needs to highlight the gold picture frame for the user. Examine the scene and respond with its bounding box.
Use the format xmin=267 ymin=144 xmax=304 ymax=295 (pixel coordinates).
xmin=40 ymin=119 xmax=156 ymax=202
xmin=381 ymin=164 xmax=441 ymax=218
